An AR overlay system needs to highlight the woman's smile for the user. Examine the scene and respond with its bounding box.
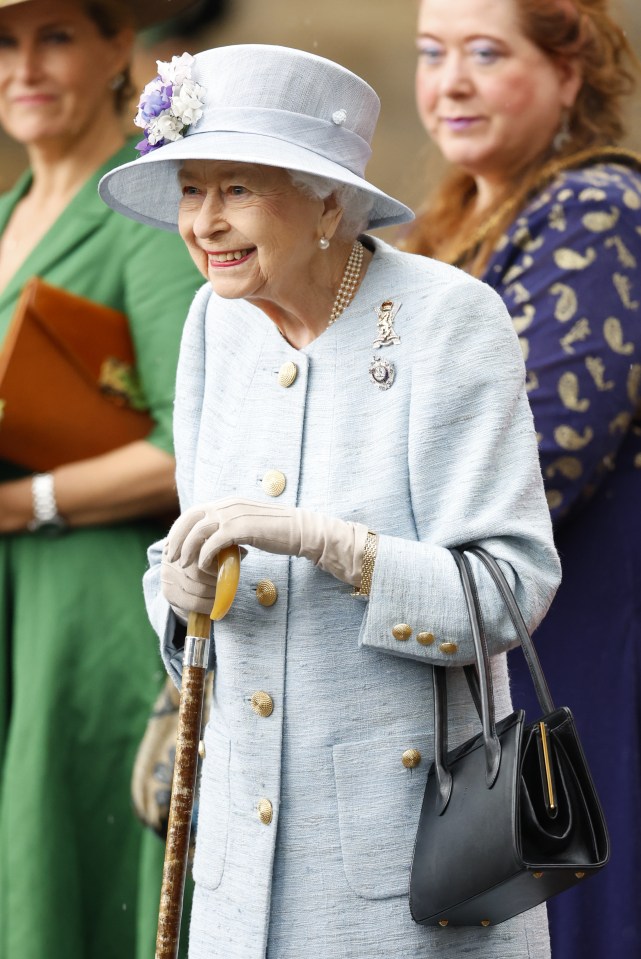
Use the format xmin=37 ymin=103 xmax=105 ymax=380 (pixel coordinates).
xmin=441 ymin=116 xmax=483 ymax=131
xmin=12 ymin=93 xmax=57 ymax=105
xmin=206 ymin=247 xmax=255 ymax=266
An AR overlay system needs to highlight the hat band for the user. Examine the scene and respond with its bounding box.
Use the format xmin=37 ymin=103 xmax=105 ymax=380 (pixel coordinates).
xmin=185 ymin=107 xmax=372 ymax=177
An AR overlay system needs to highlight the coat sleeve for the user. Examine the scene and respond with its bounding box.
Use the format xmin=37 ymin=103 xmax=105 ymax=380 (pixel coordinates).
xmin=142 ymin=282 xmax=212 ymax=685
xmin=359 ymin=274 xmax=561 ymax=666
xmin=493 ymin=166 xmax=641 ymax=526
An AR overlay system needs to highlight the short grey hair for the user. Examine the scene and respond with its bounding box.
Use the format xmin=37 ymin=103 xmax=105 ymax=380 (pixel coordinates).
xmin=287 ymin=170 xmax=373 ymax=239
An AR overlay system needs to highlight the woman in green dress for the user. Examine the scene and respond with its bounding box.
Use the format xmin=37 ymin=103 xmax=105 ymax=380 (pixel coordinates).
xmin=0 ymin=1 xmax=201 ymax=956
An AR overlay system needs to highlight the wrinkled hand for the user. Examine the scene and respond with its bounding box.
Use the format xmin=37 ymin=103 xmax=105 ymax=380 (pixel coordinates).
xmin=160 ymin=539 xmax=220 ymax=621
xmin=166 ymin=498 xmax=370 ymax=588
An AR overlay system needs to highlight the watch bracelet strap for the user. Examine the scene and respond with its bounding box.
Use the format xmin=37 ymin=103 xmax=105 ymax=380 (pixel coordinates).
xmin=352 ymin=531 xmax=378 ymax=598
xmin=28 ymin=473 xmax=65 ymax=529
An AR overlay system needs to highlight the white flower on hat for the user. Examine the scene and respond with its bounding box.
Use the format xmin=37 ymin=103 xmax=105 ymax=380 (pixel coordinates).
xmin=171 ymin=81 xmax=205 ymax=127
xmin=147 ymin=113 xmax=185 ymax=145
xmin=157 ymin=52 xmax=196 ymax=87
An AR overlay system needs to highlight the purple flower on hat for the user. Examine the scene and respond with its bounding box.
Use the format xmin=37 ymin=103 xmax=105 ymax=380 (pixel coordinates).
xmin=135 ymin=135 xmax=155 ymax=156
xmin=133 ymin=53 xmax=205 ymax=155
xmin=136 ymin=80 xmax=173 ymax=125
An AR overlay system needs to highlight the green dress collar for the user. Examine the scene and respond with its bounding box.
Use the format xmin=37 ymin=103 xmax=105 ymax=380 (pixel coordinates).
xmin=0 ymin=139 xmax=138 ymax=315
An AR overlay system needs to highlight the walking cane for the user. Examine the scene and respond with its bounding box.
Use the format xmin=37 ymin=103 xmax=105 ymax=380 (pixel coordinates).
xmin=155 ymin=545 xmax=242 ymax=959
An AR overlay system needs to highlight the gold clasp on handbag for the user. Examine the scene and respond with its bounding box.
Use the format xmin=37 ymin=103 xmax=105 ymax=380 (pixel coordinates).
xmin=538 ymin=721 xmax=557 ymax=814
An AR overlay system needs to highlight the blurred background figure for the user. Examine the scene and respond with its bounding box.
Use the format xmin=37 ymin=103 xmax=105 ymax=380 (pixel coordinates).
xmin=132 ymin=0 xmax=230 ymax=90
xmin=0 ymin=2 xmax=203 ymax=958
xmin=400 ymin=2 xmax=641 ymax=959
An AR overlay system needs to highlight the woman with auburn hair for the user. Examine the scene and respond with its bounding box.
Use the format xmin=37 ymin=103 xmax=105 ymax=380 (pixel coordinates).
xmin=402 ymin=1 xmax=641 ymax=958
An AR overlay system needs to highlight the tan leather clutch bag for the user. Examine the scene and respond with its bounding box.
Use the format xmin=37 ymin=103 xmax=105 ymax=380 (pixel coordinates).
xmin=0 ymin=277 xmax=153 ymax=471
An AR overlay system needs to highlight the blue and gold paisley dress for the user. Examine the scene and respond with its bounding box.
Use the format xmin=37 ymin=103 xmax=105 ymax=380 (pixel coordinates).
xmin=482 ymin=152 xmax=641 ymax=959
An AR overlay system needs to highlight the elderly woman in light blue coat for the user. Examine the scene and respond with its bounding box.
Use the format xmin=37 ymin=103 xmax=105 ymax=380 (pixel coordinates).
xmin=100 ymin=43 xmax=560 ymax=959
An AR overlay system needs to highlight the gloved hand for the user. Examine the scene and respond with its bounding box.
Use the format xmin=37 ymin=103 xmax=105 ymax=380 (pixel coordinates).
xmin=160 ymin=539 xmax=220 ymax=621
xmin=165 ymin=498 xmax=370 ymax=588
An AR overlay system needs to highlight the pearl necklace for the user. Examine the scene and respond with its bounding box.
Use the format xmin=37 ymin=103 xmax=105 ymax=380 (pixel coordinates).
xmin=328 ymin=240 xmax=364 ymax=325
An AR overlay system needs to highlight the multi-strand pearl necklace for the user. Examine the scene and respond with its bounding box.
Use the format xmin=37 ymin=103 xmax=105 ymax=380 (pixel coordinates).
xmin=328 ymin=240 xmax=364 ymax=326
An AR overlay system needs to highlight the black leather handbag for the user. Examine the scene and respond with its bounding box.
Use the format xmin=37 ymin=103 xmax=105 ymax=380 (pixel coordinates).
xmin=409 ymin=545 xmax=609 ymax=928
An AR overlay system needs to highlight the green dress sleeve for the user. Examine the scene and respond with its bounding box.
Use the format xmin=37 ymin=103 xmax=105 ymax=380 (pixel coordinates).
xmin=121 ymin=222 xmax=202 ymax=454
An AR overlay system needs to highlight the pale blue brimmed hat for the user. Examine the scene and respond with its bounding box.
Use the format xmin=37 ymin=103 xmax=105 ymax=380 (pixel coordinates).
xmin=99 ymin=44 xmax=414 ymax=231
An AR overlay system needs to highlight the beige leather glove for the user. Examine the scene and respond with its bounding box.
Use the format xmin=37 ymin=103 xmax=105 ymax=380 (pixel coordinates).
xmin=160 ymin=540 xmax=220 ymax=620
xmin=166 ymin=498 xmax=370 ymax=589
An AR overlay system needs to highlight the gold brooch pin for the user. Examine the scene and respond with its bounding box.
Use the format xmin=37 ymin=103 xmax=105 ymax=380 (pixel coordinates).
xmin=373 ymin=299 xmax=401 ymax=349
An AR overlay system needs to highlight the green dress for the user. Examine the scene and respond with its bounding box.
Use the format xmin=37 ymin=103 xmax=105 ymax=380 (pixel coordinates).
xmin=0 ymin=142 xmax=201 ymax=959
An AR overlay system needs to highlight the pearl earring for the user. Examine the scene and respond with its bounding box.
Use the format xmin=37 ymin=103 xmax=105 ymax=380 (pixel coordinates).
xmin=110 ymin=73 xmax=125 ymax=91
xmin=319 ymin=236 xmax=330 ymax=250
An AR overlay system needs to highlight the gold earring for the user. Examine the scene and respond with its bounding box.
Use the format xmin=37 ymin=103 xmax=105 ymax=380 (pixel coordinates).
xmin=553 ymin=110 xmax=572 ymax=152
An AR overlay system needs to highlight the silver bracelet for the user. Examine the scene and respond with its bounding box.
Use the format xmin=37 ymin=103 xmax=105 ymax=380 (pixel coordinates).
xmin=27 ymin=473 xmax=67 ymax=532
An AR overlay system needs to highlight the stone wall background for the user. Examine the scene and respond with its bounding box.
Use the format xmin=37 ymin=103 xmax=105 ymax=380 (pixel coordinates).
xmin=1 ymin=0 xmax=640 ymax=241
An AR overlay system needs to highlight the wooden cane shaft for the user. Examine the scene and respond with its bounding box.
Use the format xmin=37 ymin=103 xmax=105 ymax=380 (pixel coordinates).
xmin=155 ymin=661 xmax=207 ymax=959
xmin=155 ymin=549 xmax=240 ymax=958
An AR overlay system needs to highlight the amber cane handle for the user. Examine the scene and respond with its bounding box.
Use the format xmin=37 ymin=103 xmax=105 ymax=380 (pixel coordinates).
xmin=155 ymin=545 xmax=241 ymax=959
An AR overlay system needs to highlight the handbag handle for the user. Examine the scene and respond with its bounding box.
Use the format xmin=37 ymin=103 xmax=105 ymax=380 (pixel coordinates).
xmin=432 ymin=546 xmax=555 ymax=813
xmin=465 ymin=546 xmax=555 ymax=713
xmin=434 ymin=551 xmax=502 ymax=807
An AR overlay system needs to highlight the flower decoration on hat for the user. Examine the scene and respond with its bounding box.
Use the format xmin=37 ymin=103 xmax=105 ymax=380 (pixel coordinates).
xmin=134 ymin=53 xmax=205 ymax=156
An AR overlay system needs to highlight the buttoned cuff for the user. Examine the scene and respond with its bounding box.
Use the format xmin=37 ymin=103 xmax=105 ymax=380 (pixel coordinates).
xmin=357 ymin=534 xmax=523 ymax=666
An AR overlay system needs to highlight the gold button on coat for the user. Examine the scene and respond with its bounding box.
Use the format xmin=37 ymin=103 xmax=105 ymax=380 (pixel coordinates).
xmin=392 ymin=623 xmax=412 ymax=641
xmin=257 ymin=798 xmax=273 ymax=825
xmin=277 ymin=361 xmax=298 ymax=387
xmin=262 ymin=470 xmax=286 ymax=497
xmin=439 ymin=642 xmax=458 ymax=655
xmin=251 ymin=691 xmax=274 ymax=717
xmin=417 ymin=632 xmax=435 ymax=646
xmin=402 ymin=748 xmax=422 ymax=769
xmin=256 ymin=579 xmax=278 ymax=607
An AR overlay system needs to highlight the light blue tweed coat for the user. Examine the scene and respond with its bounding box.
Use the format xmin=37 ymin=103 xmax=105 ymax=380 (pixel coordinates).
xmin=144 ymin=238 xmax=561 ymax=959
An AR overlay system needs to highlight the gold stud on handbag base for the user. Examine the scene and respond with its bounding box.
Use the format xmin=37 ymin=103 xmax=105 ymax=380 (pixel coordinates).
xmin=438 ymin=918 xmax=491 ymax=927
